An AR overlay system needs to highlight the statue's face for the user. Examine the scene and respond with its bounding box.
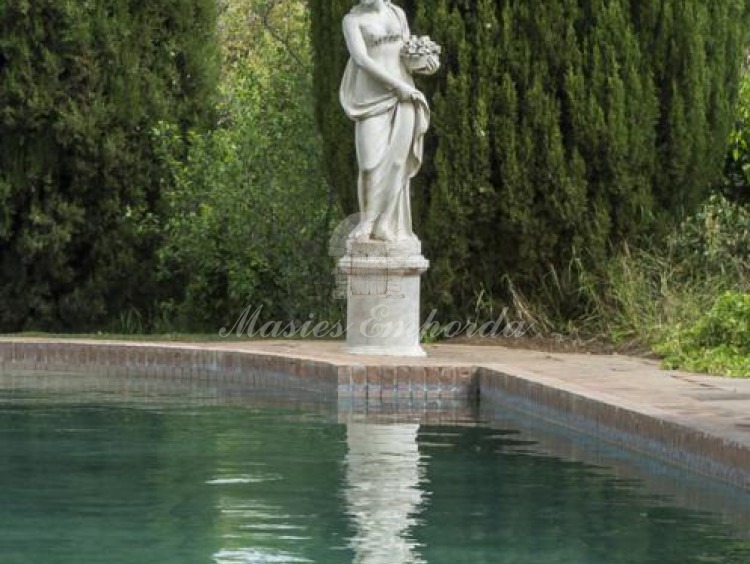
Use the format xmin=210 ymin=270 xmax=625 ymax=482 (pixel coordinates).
xmin=360 ymin=0 xmax=379 ymax=6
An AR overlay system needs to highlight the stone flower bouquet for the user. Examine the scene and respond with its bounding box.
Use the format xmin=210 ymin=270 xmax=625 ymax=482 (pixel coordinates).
xmin=401 ymin=35 xmax=441 ymax=75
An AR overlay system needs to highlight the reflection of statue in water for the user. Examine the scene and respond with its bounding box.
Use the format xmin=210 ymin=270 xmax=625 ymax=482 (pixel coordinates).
xmin=340 ymin=0 xmax=439 ymax=244
xmin=345 ymin=422 xmax=426 ymax=563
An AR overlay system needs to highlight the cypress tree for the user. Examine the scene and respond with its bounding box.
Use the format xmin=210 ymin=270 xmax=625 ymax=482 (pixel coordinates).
xmin=310 ymin=0 xmax=357 ymax=214
xmin=311 ymin=0 xmax=749 ymax=319
xmin=0 ymin=0 xmax=218 ymax=331
xmin=420 ymin=0 xmax=477 ymax=311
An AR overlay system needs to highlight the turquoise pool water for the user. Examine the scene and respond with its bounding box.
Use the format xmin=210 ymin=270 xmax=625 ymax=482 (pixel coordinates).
xmin=1 ymin=373 xmax=749 ymax=563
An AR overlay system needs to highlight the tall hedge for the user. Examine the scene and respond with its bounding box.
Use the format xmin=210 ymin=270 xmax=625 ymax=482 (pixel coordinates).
xmin=0 ymin=0 xmax=218 ymax=331
xmin=311 ymin=0 xmax=749 ymax=318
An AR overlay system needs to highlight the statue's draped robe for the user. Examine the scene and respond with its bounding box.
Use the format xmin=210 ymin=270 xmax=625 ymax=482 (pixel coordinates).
xmin=339 ymin=6 xmax=430 ymax=241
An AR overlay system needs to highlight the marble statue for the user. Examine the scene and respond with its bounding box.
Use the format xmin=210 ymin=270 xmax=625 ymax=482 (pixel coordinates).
xmin=337 ymin=0 xmax=438 ymax=357
xmin=340 ymin=0 xmax=440 ymax=244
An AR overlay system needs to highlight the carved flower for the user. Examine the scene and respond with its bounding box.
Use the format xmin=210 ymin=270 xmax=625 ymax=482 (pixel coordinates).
xmin=401 ymin=35 xmax=441 ymax=59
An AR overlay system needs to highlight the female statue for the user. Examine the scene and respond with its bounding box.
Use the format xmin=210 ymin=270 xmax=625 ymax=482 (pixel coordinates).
xmin=340 ymin=0 xmax=438 ymax=245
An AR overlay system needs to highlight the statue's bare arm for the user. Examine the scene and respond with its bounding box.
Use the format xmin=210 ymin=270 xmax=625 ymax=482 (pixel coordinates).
xmin=342 ymin=14 xmax=419 ymax=102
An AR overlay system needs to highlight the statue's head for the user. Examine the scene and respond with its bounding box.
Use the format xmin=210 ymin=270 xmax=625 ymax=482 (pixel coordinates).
xmin=355 ymin=0 xmax=393 ymax=12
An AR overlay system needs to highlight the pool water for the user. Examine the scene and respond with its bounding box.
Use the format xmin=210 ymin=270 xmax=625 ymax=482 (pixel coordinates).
xmin=1 ymin=374 xmax=749 ymax=563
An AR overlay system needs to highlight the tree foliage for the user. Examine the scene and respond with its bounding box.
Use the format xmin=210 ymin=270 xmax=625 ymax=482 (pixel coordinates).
xmin=725 ymin=62 xmax=750 ymax=202
xmin=154 ymin=0 xmax=336 ymax=331
xmin=0 ymin=0 xmax=219 ymax=331
xmin=310 ymin=0 xmax=749 ymax=320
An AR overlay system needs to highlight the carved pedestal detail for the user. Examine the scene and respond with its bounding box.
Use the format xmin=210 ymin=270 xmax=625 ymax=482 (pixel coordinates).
xmin=336 ymin=241 xmax=429 ymax=357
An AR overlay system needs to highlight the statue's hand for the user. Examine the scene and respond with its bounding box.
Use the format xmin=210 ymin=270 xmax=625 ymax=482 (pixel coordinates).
xmin=396 ymin=83 xmax=427 ymax=106
xmin=424 ymin=56 xmax=440 ymax=75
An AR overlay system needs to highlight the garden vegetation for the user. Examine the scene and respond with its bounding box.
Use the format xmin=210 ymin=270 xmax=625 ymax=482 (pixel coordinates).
xmin=0 ymin=0 xmax=219 ymax=331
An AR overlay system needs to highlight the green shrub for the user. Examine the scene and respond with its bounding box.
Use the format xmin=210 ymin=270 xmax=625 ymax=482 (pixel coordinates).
xmin=604 ymin=195 xmax=749 ymax=348
xmin=667 ymin=193 xmax=750 ymax=279
xmin=506 ymin=194 xmax=750 ymax=359
xmin=725 ymin=68 xmax=750 ymax=201
xmin=656 ymin=292 xmax=750 ymax=377
xmin=154 ymin=0 xmax=338 ymax=331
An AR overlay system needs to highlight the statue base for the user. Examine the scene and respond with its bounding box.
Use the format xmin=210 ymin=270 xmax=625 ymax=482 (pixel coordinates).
xmin=336 ymin=240 xmax=429 ymax=357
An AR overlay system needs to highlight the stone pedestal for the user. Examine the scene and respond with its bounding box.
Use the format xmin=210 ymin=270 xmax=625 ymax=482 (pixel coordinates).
xmin=336 ymin=240 xmax=429 ymax=357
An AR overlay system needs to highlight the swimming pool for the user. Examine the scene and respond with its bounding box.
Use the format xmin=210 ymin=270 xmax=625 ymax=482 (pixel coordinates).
xmin=1 ymin=371 xmax=749 ymax=563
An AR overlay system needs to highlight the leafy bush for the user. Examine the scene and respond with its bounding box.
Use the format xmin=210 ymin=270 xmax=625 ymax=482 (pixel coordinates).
xmin=505 ymin=194 xmax=750 ymax=363
xmin=153 ymin=0 xmax=338 ymax=332
xmin=656 ymin=292 xmax=750 ymax=377
xmin=666 ymin=193 xmax=750 ymax=279
xmin=597 ymin=195 xmax=750 ymax=348
xmin=724 ymin=67 xmax=750 ymax=201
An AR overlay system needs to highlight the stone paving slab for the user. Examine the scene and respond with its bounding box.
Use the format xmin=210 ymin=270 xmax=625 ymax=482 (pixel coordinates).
xmin=1 ymin=337 xmax=749 ymax=488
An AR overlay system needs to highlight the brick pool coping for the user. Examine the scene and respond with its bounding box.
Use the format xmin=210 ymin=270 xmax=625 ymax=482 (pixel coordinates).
xmin=1 ymin=337 xmax=749 ymax=490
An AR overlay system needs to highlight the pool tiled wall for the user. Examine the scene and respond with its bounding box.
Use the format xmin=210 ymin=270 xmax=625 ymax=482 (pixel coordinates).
xmin=0 ymin=341 xmax=479 ymax=401
xmin=479 ymin=367 xmax=750 ymax=491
